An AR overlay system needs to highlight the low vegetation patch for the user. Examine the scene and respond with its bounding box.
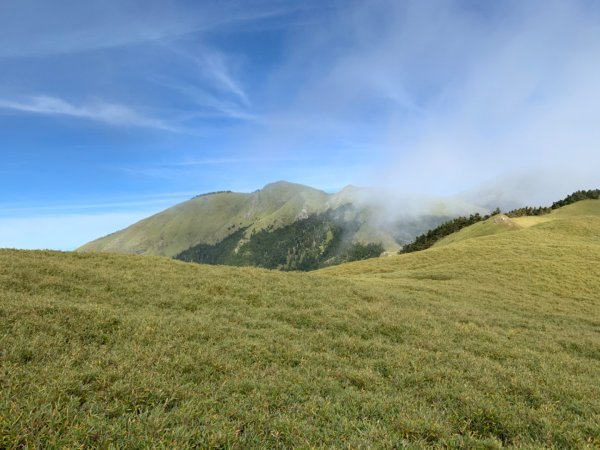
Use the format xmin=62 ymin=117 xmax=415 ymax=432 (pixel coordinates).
xmin=399 ymin=209 xmax=500 ymax=254
xmin=1 ymin=200 xmax=599 ymax=448
xmin=401 ymin=189 xmax=599 ymax=253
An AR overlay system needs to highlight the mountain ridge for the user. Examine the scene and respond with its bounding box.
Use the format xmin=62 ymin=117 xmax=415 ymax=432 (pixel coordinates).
xmin=78 ymin=181 xmax=475 ymax=259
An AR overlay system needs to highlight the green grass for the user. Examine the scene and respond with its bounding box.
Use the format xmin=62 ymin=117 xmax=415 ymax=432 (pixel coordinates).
xmin=2 ymin=200 xmax=600 ymax=448
xmin=433 ymin=201 xmax=600 ymax=248
xmin=432 ymin=214 xmax=522 ymax=247
xmin=77 ymin=181 xmax=462 ymax=258
xmin=78 ymin=181 xmax=330 ymax=257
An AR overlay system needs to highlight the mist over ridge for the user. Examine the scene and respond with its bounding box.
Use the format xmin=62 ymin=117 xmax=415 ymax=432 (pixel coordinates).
xmin=1 ymin=0 xmax=599 ymax=249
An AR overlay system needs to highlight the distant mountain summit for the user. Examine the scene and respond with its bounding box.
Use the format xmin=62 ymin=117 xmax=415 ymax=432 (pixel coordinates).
xmin=77 ymin=181 xmax=484 ymax=269
xmin=78 ymin=181 xmax=329 ymax=257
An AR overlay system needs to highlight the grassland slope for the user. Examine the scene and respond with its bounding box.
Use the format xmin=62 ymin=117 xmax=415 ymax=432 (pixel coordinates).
xmin=78 ymin=181 xmax=329 ymax=257
xmin=2 ymin=200 xmax=600 ymax=448
xmin=430 ymin=199 xmax=600 ymax=248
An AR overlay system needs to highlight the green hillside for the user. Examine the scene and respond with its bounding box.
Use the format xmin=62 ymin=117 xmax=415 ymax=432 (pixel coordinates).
xmin=175 ymin=205 xmax=384 ymax=271
xmin=402 ymin=189 xmax=600 ymax=254
xmin=77 ymin=181 xmax=330 ymax=257
xmin=432 ymin=200 xmax=599 ymax=248
xmin=77 ymin=181 xmax=467 ymax=259
xmin=2 ymin=200 xmax=600 ymax=448
xmin=432 ymin=214 xmax=523 ymax=247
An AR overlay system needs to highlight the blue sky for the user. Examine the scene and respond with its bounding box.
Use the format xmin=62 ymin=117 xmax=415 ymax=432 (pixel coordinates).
xmin=1 ymin=0 xmax=599 ymax=249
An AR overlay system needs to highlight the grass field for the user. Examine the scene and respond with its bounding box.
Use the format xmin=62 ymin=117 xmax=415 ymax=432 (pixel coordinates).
xmin=1 ymin=200 xmax=600 ymax=448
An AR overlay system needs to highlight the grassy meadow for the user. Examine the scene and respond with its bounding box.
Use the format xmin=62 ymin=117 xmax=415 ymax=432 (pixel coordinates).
xmin=1 ymin=200 xmax=600 ymax=448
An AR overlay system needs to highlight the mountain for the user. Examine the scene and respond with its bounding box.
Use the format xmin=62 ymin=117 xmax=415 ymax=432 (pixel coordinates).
xmin=175 ymin=204 xmax=387 ymax=271
xmin=78 ymin=181 xmax=331 ymax=257
xmin=78 ymin=181 xmax=484 ymax=266
xmin=3 ymin=198 xmax=600 ymax=447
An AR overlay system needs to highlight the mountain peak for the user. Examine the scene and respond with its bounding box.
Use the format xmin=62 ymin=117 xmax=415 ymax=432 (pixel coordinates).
xmin=260 ymin=181 xmax=328 ymax=197
xmin=340 ymin=184 xmax=360 ymax=193
xmin=261 ymin=180 xmax=305 ymax=191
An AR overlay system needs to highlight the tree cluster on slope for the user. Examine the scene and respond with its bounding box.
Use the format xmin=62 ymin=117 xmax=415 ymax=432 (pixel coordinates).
xmin=191 ymin=191 xmax=233 ymax=199
xmin=505 ymin=206 xmax=551 ymax=217
xmin=402 ymin=188 xmax=599 ymax=254
xmin=400 ymin=209 xmax=500 ymax=254
xmin=176 ymin=228 xmax=247 ymax=265
xmin=175 ymin=205 xmax=384 ymax=271
xmin=506 ymin=189 xmax=600 ymax=217
xmin=550 ymin=189 xmax=600 ymax=208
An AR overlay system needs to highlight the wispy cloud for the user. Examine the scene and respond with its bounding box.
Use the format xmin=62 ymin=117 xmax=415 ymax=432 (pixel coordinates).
xmin=0 ymin=192 xmax=198 ymax=218
xmin=152 ymin=42 xmax=255 ymax=121
xmin=190 ymin=48 xmax=250 ymax=107
xmin=152 ymin=76 xmax=257 ymax=122
xmin=0 ymin=1 xmax=316 ymax=59
xmin=115 ymin=157 xmax=307 ymax=180
xmin=3 ymin=0 xmax=600 ymax=254
xmin=0 ymin=96 xmax=176 ymax=130
xmin=249 ymin=0 xmax=600 ymax=200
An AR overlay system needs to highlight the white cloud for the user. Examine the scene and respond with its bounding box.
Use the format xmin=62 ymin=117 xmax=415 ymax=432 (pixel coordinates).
xmin=152 ymin=77 xmax=257 ymax=122
xmin=373 ymin=0 xmax=600 ymax=197
xmin=0 ymin=192 xmax=197 ymax=217
xmin=253 ymin=0 xmax=600 ymax=200
xmin=0 ymin=1 xmax=313 ymax=58
xmin=193 ymin=48 xmax=250 ymax=107
xmin=0 ymin=96 xmax=176 ymax=130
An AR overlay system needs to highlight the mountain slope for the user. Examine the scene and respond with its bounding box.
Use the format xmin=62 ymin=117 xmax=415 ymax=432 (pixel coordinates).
xmin=78 ymin=181 xmax=330 ymax=257
xmin=322 ymin=199 xmax=600 ymax=279
xmin=2 ymin=200 xmax=600 ymax=447
xmin=78 ymin=181 xmax=470 ymax=259
xmin=431 ymin=199 xmax=600 ymax=249
xmin=175 ymin=205 xmax=385 ymax=270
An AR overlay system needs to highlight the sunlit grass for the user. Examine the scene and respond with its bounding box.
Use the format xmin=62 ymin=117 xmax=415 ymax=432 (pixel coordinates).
xmin=1 ymin=200 xmax=600 ymax=448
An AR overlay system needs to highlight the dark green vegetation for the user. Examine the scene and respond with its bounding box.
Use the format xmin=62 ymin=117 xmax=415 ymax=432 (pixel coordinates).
xmin=176 ymin=206 xmax=384 ymax=271
xmin=400 ymin=209 xmax=500 ymax=254
xmin=507 ymin=189 xmax=600 ymax=217
xmin=78 ymin=181 xmax=333 ymax=257
xmin=402 ymin=189 xmax=600 ymax=253
xmin=78 ymin=181 xmax=470 ymax=258
xmin=192 ymin=190 xmax=233 ymax=199
xmin=2 ymin=200 xmax=600 ymax=448
xmin=551 ymin=188 xmax=600 ymax=207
